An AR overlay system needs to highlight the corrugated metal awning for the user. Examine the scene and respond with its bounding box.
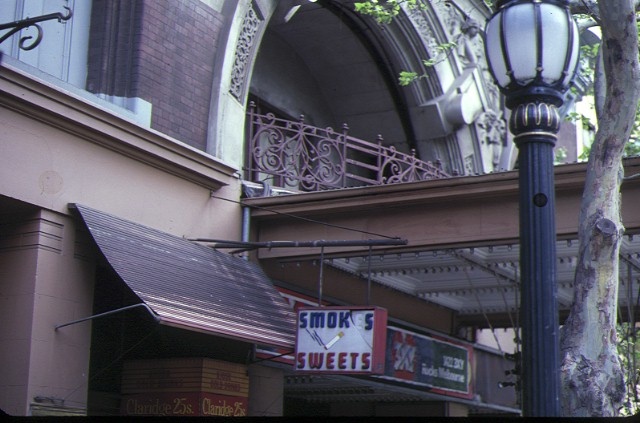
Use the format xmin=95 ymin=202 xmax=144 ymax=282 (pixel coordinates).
xmin=73 ymin=204 xmax=296 ymax=348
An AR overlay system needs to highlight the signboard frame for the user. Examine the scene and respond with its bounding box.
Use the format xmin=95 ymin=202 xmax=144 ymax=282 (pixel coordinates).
xmin=294 ymin=306 xmax=387 ymax=375
xmin=381 ymin=326 xmax=474 ymax=399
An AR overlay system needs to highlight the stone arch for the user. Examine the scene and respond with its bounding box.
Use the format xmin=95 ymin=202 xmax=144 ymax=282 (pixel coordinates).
xmin=214 ymin=0 xmax=508 ymax=175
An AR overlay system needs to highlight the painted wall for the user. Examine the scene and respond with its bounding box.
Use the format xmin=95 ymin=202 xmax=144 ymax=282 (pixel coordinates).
xmin=0 ymin=66 xmax=241 ymax=240
xmin=0 ymin=211 xmax=94 ymax=415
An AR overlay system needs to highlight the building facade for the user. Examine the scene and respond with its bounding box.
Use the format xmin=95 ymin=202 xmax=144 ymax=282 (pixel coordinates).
xmin=3 ymin=0 xmax=623 ymax=417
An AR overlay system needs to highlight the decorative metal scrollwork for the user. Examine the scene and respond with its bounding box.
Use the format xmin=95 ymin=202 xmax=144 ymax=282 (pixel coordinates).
xmin=0 ymin=6 xmax=73 ymax=52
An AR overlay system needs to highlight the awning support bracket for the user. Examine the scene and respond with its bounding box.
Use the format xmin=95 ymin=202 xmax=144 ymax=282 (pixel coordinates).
xmin=54 ymin=303 xmax=159 ymax=330
xmin=251 ymin=348 xmax=295 ymax=364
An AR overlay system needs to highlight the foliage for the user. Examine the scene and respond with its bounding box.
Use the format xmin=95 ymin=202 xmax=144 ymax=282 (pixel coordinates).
xmin=568 ymin=21 xmax=640 ymax=160
xmin=571 ymin=104 xmax=640 ymax=161
xmin=354 ymin=1 xmax=470 ymax=85
xmin=554 ymin=147 xmax=568 ymax=164
xmin=354 ymin=0 xmax=423 ymax=24
xmin=398 ymin=70 xmax=420 ymax=86
xmin=398 ymin=42 xmax=459 ymax=85
xmin=354 ymin=0 xmax=494 ymax=24
xmin=574 ymin=43 xmax=599 ymax=97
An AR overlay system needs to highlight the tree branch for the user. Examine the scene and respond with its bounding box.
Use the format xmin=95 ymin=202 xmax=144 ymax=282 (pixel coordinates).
xmin=569 ymin=0 xmax=600 ymax=17
xmin=570 ymin=0 xmax=640 ymax=20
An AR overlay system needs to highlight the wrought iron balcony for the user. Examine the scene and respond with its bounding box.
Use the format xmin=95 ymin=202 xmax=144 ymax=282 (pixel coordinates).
xmin=245 ymin=102 xmax=449 ymax=193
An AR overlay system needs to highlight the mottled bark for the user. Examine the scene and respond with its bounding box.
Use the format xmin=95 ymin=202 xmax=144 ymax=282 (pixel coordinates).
xmin=569 ymin=1 xmax=640 ymax=15
xmin=559 ymin=0 xmax=640 ymax=417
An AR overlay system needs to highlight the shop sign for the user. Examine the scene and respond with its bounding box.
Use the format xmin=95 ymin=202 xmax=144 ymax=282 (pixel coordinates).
xmin=121 ymin=358 xmax=249 ymax=416
xmin=382 ymin=327 xmax=474 ymax=398
xmin=122 ymin=392 xmax=247 ymax=416
xmin=294 ymin=306 xmax=387 ymax=374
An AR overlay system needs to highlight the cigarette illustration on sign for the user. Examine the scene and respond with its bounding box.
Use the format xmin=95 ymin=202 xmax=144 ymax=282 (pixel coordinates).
xmin=324 ymin=331 xmax=344 ymax=349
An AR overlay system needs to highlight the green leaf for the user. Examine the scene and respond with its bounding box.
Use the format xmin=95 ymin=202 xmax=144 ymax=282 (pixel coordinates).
xmin=399 ymin=71 xmax=418 ymax=86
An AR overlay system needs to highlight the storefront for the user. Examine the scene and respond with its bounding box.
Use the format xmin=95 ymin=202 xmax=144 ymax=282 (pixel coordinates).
xmin=67 ymin=204 xmax=297 ymax=416
xmin=256 ymin=290 xmax=519 ymax=416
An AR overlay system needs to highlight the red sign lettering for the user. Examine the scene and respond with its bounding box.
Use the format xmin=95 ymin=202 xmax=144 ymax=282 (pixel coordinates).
xmin=326 ymin=352 xmax=335 ymax=370
xmin=338 ymin=352 xmax=347 ymax=370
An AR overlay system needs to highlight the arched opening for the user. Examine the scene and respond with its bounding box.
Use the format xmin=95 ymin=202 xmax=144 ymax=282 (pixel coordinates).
xmin=250 ymin=1 xmax=420 ymax=153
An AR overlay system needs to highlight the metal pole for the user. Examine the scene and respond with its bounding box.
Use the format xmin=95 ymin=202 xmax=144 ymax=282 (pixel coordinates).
xmin=318 ymin=246 xmax=325 ymax=306
xmin=510 ymin=101 xmax=561 ymax=416
xmin=366 ymin=245 xmax=372 ymax=306
xmin=189 ymin=238 xmax=408 ymax=249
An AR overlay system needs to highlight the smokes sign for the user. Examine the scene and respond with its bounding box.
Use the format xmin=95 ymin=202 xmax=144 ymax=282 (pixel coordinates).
xmin=294 ymin=306 xmax=387 ymax=374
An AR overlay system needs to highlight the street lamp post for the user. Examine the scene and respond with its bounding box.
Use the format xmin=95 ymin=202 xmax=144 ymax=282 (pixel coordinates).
xmin=484 ymin=0 xmax=580 ymax=417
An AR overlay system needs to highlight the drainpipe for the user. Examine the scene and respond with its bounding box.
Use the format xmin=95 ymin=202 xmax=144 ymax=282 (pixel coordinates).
xmin=241 ymin=205 xmax=251 ymax=260
xmin=240 ymin=181 xmax=271 ymax=260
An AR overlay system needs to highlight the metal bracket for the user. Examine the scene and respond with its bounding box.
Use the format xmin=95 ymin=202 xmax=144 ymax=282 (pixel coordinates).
xmin=0 ymin=6 xmax=73 ymax=52
xmin=55 ymin=303 xmax=159 ymax=331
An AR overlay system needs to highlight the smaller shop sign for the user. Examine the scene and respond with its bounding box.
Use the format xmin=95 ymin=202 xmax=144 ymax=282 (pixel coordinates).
xmin=294 ymin=306 xmax=387 ymax=374
xmin=122 ymin=392 xmax=247 ymax=417
xmin=121 ymin=358 xmax=248 ymax=416
xmin=383 ymin=327 xmax=474 ymax=399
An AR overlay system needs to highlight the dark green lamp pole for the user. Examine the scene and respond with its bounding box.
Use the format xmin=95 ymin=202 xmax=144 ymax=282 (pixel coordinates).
xmin=484 ymin=0 xmax=580 ymax=417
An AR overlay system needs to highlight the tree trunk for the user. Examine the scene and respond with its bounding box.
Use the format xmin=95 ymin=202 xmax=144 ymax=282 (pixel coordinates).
xmin=560 ymin=0 xmax=640 ymax=416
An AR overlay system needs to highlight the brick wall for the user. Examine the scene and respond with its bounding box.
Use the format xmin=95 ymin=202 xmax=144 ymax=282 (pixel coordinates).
xmin=87 ymin=0 xmax=225 ymax=151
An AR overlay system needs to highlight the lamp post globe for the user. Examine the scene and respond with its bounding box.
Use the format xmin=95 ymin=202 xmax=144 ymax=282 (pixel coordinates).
xmin=485 ymin=0 xmax=580 ymax=107
xmin=484 ymin=0 xmax=580 ymax=417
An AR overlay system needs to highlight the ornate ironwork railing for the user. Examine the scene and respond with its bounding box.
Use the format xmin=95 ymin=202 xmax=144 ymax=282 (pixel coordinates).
xmin=245 ymin=102 xmax=449 ymax=192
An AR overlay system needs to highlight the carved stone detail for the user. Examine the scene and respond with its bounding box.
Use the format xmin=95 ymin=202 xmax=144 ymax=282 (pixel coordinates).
xmin=405 ymin=5 xmax=440 ymax=59
xmin=229 ymin=2 xmax=262 ymax=101
xmin=441 ymin=1 xmax=501 ymax=109
xmin=463 ymin=153 xmax=475 ymax=175
xmin=477 ymin=109 xmax=507 ymax=170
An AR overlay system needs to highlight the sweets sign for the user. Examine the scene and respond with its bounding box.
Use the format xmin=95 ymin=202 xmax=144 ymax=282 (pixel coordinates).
xmin=294 ymin=306 xmax=387 ymax=374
